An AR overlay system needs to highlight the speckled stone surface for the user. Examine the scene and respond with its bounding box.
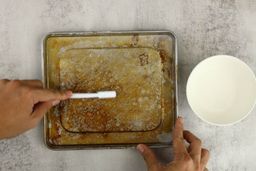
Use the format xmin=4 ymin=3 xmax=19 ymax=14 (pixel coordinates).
xmin=0 ymin=0 xmax=256 ymax=170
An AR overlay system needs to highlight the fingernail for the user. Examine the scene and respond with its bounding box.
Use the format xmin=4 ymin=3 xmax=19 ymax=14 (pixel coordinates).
xmin=178 ymin=116 xmax=184 ymax=124
xmin=52 ymin=100 xmax=60 ymax=106
xmin=137 ymin=144 xmax=144 ymax=153
xmin=65 ymin=91 xmax=72 ymax=97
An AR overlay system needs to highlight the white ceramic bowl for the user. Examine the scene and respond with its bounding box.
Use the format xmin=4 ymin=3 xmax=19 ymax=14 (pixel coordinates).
xmin=186 ymin=55 xmax=256 ymax=126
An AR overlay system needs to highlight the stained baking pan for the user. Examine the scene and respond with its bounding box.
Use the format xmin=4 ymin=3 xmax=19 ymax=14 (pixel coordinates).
xmin=42 ymin=31 xmax=178 ymax=149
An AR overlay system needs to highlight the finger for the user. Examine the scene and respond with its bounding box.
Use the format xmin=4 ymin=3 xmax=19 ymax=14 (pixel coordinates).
xmin=201 ymin=148 xmax=210 ymax=168
xmin=0 ymin=79 xmax=10 ymax=84
xmin=32 ymin=89 xmax=72 ymax=103
xmin=183 ymin=130 xmax=202 ymax=163
xmin=137 ymin=144 xmax=159 ymax=170
xmin=173 ymin=117 xmax=188 ymax=160
xmin=30 ymin=100 xmax=60 ymax=124
xmin=21 ymin=80 xmax=43 ymax=88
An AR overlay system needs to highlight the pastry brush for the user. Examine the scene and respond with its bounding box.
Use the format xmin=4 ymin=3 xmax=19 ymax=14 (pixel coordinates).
xmin=70 ymin=91 xmax=116 ymax=99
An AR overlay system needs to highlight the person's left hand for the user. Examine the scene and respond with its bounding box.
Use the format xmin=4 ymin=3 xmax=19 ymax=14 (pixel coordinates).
xmin=0 ymin=79 xmax=72 ymax=139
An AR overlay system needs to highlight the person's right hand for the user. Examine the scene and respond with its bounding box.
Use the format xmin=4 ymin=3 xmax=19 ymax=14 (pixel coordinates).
xmin=137 ymin=117 xmax=210 ymax=171
xmin=0 ymin=79 xmax=72 ymax=139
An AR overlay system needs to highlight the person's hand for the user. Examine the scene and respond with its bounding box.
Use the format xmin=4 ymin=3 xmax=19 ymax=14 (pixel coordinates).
xmin=0 ymin=79 xmax=72 ymax=139
xmin=137 ymin=117 xmax=209 ymax=171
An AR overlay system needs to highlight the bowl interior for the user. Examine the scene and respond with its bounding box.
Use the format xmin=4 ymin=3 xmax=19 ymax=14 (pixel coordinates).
xmin=186 ymin=55 xmax=256 ymax=125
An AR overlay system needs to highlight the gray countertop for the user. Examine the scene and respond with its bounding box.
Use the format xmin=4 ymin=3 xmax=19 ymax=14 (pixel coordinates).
xmin=0 ymin=0 xmax=256 ymax=170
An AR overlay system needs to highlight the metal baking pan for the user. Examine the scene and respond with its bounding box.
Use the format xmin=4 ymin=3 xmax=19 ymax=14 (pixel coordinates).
xmin=42 ymin=31 xmax=178 ymax=149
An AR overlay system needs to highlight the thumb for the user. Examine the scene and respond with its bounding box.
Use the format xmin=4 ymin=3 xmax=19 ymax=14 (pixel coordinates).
xmin=137 ymin=144 xmax=159 ymax=170
xmin=31 ymin=100 xmax=60 ymax=123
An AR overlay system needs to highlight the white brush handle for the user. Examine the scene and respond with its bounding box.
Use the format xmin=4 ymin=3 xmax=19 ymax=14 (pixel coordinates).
xmin=71 ymin=91 xmax=116 ymax=99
